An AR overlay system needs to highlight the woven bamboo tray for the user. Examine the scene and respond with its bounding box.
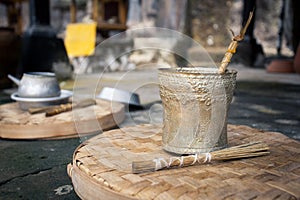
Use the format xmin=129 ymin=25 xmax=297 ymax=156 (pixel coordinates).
xmin=68 ymin=124 xmax=300 ymax=199
xmin=0 ymin=99 xmax=125 ymax=139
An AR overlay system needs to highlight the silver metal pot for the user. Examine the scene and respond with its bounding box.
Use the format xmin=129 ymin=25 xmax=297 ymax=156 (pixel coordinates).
xmin=8 ymin=72 xmax=61 ymax=98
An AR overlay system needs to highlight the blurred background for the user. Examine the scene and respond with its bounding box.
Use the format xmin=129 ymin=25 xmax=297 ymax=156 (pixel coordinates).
xmin=0 ymin=0 xmax=299 ymax=88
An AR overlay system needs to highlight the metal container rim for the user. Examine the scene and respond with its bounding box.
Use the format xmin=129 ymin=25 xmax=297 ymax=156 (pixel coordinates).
xmin=158 ymin=67 xmax=237 ymax=75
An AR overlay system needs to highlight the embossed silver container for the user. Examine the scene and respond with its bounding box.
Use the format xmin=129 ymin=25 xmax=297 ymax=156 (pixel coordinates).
xmin=158 ymin=67 xmax=237 ymax=154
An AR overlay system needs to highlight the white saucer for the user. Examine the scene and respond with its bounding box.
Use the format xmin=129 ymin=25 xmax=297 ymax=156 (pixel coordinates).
xmin=11 ymin=90 xmax=73 ymax=110
xmin=11 ymin=90 xmax=73 ymax=102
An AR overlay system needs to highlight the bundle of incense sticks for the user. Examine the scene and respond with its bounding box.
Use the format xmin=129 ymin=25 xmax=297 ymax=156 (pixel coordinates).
xmin=132 ymin=141 xmax=269 ymax=174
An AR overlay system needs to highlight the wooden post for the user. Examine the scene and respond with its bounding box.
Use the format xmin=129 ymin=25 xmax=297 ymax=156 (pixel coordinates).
xmin=70 ymin=0 xmax=77 ymax=23
xmin=92 ymin=0 xmax=99 ymax=22
xmin=118 ymin=0 xmax=126 ymax=25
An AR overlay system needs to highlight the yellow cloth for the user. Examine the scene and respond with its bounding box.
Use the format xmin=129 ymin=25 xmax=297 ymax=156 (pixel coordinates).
xmin=64 ymin=23 xmax=97 ymax=57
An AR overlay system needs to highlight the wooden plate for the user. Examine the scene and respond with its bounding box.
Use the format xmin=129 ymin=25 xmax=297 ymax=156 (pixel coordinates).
xmin=0 ymin=99 xmax=125 ymax=139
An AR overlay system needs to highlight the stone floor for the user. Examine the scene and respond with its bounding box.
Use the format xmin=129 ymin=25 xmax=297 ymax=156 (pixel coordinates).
xmin=0 ymin=64 xmax=300 ymax=199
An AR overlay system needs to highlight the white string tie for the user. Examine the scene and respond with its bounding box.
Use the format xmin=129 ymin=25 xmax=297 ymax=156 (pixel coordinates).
xmin=191 ymin=154 xmax=198 ymax=165
xmin=203 ymin=152 xmax=212 ymax=163
xmin=153 ymin=152 xmax=212 ymax=170
xmin=179 ymin=156 xmax=184 ymax=167
xmin=153 ymin=158 xmax=168 ymax=171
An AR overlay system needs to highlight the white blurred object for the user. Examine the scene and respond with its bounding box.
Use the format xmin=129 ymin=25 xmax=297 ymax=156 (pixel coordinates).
xmin=97 ymin=87 xmax=141 ymax=106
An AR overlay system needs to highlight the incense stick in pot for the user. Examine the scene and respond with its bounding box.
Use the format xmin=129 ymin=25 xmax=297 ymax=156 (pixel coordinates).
xmin=218 ymin=11 xmax=254 ymax=74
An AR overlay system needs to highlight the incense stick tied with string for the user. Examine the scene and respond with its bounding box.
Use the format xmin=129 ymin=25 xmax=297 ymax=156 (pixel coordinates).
xmin=132 ymin=141 xmax=269 ymax=174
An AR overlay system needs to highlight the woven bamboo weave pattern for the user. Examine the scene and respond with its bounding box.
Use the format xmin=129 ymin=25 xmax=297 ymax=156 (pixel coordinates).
xmin=69 ymin=124 xmax=300 ymax=199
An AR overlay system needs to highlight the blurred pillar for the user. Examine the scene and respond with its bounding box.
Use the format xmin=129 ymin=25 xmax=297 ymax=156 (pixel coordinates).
xmin=29 ymin=0 xmax=50 ymax=26
xmin=70 ymin=0 xmax=77 ymax=23
xmin=292 ymin=0 xmax=300 ymax=53
xmin=285 ymin=0 xmax=300 ymax=53
xmin=126 ymin=0 xmax=141 ymax=27
xmin=233 ymin=0 xmax=265 ymax=68
xmin=20 ymin=0 xmax=71 ymax=78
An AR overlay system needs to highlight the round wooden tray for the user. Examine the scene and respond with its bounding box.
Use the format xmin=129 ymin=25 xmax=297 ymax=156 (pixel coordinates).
xmin=68 ymin=124 xmax=300 ymax=199
xmin=0 ymin=99 xmax=125 ymax=139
